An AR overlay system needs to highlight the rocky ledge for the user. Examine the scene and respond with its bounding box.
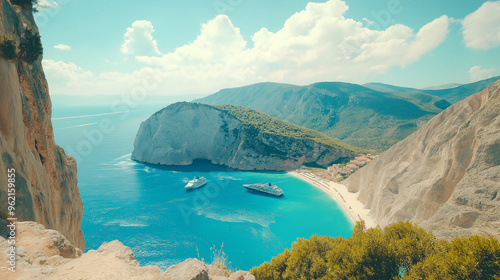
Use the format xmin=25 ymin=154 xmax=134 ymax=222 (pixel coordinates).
xmin=0 ymin=222 xmax=254 ymax=280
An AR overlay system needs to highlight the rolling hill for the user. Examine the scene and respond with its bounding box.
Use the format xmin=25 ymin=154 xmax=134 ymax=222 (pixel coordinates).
xmin=195 ymin=82 xmax=450 ymax=150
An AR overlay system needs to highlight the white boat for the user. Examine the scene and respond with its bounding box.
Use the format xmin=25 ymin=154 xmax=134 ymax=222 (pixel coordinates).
xmin=185 ymin=176 xmax=207 ymax=189
xmin=243 ymin=182 xmax=284 ymax=196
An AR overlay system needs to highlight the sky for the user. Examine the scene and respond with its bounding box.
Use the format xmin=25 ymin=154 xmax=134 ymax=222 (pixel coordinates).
xmin=35 ymin=0 xmax=500 ymax=96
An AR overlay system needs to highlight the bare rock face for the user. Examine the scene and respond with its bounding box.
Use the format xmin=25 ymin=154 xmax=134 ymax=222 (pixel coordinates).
xmin=0 ymin=1 xmax=84 ymax=249
xmin=0 ymin=222 xmax=165 ymax=279
xmin=344 ymin=80 xmax=500 ymax=239
xmin=228 ymin=271 xmax=256 ymax=280
xmin=164 ymin=258 xmax=209 ymax=280
xmin=132 ymin=102 xmax=352 ymax=171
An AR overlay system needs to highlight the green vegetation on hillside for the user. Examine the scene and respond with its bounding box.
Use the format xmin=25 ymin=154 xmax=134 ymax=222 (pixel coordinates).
xmin=250 ymin=221 xmax=500 ymax=280
xmin=0 ymin=30 xmax=43 ymax=63
xmin=18 ymin=28 xmax=43 ymax=63
xmin=195 ymin=82 xmax=451 ymax=151
xmin=10 ymin=0 xmax=38 ymax=12
xmin=211 ymin=104 xmax=367 ymax=154
xmin=0 ymin=33 xmax=17 ymax=60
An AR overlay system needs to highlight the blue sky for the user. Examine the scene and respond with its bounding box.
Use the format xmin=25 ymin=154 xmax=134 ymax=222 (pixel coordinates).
xmin=35 ymin=0 xmax=500 ymax=96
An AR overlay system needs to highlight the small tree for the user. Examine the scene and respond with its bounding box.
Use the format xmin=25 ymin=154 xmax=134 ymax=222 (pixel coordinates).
xmin=18 ymin=28 xmax=43 ymax=64
xmin=10 ymin=0 xmax=37 ymax=6
xmin=10 ymin=0 xmax=38 ymax=12
xmin=0 ymin=33 xmax=18 ymax=60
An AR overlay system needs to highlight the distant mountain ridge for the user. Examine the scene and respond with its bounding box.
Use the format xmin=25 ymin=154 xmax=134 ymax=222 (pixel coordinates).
xmin=423 ymin=83 xmax=461 ymax=90
xmin=195 ymin=82 xmax=450 ymax=150
xmin=196 ymin=77 xmax=496 ymax=150
xmin=363 ymin=76 xmax=500 ymax=103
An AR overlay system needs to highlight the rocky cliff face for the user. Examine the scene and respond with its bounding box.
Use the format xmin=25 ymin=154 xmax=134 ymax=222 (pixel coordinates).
xmin=0 ymin=1 xmax=84 ymax=249
xmin=132 ymin=102 xmax=352 ymax=171
xmin=345 ymin=80 xmax=500 ymax=239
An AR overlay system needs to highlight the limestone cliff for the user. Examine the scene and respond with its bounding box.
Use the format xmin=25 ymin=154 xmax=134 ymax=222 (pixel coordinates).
xmin=0 ymin=0 xmax=84 ymax=249
xmin=132 ymin=102 xmax=358 ymax=171
xmin=344 ymin=80 xmax=500 ymax=239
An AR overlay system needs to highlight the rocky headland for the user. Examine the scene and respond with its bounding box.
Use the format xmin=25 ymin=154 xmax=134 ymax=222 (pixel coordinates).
xmin=132 ymin=102 xmax=362 ymax=171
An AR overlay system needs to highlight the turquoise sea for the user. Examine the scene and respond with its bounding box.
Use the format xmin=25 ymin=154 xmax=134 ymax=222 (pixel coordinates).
xmin=51 ymin=98 xmax=353 ymax=270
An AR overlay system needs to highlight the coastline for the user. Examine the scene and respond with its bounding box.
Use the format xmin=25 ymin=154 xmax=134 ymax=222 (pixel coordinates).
xmin=288 ymin=169 xmax=377 ymax=228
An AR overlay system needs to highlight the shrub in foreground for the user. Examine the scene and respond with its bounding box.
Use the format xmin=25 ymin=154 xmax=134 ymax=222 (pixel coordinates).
xmin=250 ymin=221 xmax=500 ymax=280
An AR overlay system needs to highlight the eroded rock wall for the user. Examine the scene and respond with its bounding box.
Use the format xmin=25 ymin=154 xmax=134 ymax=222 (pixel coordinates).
xmin=345 ymin=80 xmax=500 ymax=239
xmin=0 ymin=0 xmax=84 ymax=249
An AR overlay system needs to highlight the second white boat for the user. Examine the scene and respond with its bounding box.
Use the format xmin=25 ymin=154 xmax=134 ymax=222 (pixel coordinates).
xmin=243 ymin=182 xmax=284 ymax=196
xmin=185 ymin=176 xmax=207 ymax=189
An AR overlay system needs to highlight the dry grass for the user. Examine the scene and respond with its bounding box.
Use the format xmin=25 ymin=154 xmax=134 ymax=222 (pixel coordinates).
xmin=208 ymin=243 xmax=232 ymax=276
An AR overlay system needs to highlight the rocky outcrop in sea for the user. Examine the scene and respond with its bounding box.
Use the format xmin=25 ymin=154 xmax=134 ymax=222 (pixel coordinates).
xmin=132 ymin=102 xmax=354 ymax=171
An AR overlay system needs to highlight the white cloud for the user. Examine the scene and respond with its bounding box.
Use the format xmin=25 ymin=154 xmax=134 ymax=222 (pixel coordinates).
xmin=44 ymin=0 xmax=450 ymax=96
xmin=134 ymin=0 xmax=449 ymax=92
xmin=469 ymin=66 xmax=495 ymax=82
xmin=42 ymin=59 xmax=162 ymax=96
xmin=121 ymin=20 xmax=161 ymax=55
xmin=363 ymin=17 xmax=374 ymax=26
xmin=42 ymin=60 xmax=93 ymax=83
xmin=354 ymin=16 xmax=449 ymax=71
xmin=42 ymin=60 xmax=93 ymax=94
xmin=54 ymin=44 xmax=71 ymax=51
xmin=462 ymin=1 xmax=500 ymax=50
xmin=36 ymin=0 xmax=56 ymax=9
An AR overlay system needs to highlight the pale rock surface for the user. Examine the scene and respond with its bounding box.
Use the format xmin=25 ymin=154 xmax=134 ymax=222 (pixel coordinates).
xmin=344 ymin=80 xmax=500 ymax=239
xmin=0 ymin=1 xmax=84 ymax=249
xmin=132 ymin=102 xmax=351 ymax=171
xmin=228 ymin=270 xmax=256 ymax=280
xmin=0 ymin=222 xmax=254 ymax=280
xmin=164 ymin=258 xmax=209 ymax=280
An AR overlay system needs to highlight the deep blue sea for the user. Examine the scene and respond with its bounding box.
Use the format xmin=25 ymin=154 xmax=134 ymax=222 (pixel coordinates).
xmin=50 ymin=98 xmax=353 ymax=270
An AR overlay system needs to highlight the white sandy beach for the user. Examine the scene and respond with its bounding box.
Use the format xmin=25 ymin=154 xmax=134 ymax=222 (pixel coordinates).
xmin=288 ymin=170 xmax=377 ymax=228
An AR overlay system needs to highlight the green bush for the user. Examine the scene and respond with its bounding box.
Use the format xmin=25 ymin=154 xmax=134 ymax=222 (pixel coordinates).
xmin=10 ymin=0 xmax=37 ymax=10
xmin=18 ymin=28 xmax=43 ymax=64
xmin=250 ymin=221 xmax=500 ymax=280
xmin=212 ymin=104 xmax=367 ymax=154
xmin=405 ymin=236 xmax=500 ymax=279
xmin=0 ymin=33 xmax=17 ymax=60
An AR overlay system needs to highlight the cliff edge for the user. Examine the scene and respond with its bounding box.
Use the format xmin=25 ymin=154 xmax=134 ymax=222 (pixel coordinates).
xmin=132 ymin=102 xmax=361 ymax=171
xmin=0 ymin=221 xmax=255 ymax=280
xmin=344 ymin=80 xmax=500 ymax=239
xmin=0 ymin=0 xmax=84 ymax=249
